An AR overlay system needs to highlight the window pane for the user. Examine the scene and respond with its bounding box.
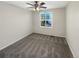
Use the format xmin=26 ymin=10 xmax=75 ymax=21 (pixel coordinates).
xmin=45 ymin=21 xmax=51 ymax=27
xmin=45 ymin=12 xmax=52 ymax=21
xmin=41 ymin=21 xmax=45 ymax=26
xmin=46 ymin=14 xmax=50 ymax=19
xmin=41 ymin=14 xmax=45 ymax=21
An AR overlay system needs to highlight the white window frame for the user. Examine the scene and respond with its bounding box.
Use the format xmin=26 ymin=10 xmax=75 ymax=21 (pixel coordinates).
xmin=40 ymin=11 xmax=53 ymax=28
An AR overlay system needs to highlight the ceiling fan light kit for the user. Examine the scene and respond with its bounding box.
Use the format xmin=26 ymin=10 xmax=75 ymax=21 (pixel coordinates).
xmin=33 ymin=7 xmax=39 ymax=11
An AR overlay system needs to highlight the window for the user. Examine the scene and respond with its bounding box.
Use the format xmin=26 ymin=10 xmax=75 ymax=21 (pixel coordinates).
xmin=40 ymin=11 xmax=53 ymax=28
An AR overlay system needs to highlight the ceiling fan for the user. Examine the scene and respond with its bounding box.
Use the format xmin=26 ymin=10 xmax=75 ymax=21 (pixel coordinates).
xmin=26 ymin=1 xmax=47 ymax=11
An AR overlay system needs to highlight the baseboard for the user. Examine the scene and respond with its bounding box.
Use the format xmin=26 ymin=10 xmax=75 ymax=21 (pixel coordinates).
xmin=0 ymin=32 xmax=32 ymax=51
xmin=33 ymin=32 xmax=65 ymax=38
xmin=66 ymin=38 xmax=75 ymax=58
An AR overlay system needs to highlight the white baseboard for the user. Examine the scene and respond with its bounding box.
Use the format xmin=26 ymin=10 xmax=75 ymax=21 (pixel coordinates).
xmin=0 ymin=32 xmax=32 ymax=51
xmin=66 ymin=38 xmax=76 ymax=58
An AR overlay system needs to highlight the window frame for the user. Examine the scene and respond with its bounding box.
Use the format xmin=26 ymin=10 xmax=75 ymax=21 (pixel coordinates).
xmin=40 ymin=11 xmax=53 ymax=28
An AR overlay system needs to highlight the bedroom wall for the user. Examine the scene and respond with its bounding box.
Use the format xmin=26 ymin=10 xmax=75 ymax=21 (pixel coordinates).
xmin=32 ymin=8 xmax=66 ymax=37
xmin=0 ymin=2 xmax=32 ymax=50
xmin=66 ymin=2 xmax=79 ymax=57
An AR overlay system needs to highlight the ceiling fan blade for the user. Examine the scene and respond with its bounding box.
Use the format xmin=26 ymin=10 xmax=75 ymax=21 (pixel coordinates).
xmin=26 ymin=3 xmax=34 ymax=6
xmin=40 ymin=2 xmax=45 ymax=5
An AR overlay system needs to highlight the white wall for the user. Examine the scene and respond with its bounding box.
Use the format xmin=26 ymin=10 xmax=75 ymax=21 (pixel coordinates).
xmin=66 ymin=2 xmax=79 ymax=57
xmin=0 ymin=2 xmax=32 ymax=50
xmin=32 ymin=8 xmax=66 ymax=37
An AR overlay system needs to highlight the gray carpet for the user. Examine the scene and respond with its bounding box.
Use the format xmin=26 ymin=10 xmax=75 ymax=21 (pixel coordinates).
xmin=0 ymin=33 xmax=73 ymax=58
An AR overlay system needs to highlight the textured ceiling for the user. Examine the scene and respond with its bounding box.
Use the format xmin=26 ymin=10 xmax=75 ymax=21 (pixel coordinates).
xmin=5 ymin=1 xmax=69 ymax=10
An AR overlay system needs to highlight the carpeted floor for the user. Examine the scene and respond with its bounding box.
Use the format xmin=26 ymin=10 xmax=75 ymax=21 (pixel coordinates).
xmin=0 ymin=33 xmax=73 ymax=58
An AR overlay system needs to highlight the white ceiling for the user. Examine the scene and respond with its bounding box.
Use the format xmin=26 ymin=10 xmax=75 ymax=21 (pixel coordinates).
xmin=5 ymin=1 xmax=69 ymax=10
